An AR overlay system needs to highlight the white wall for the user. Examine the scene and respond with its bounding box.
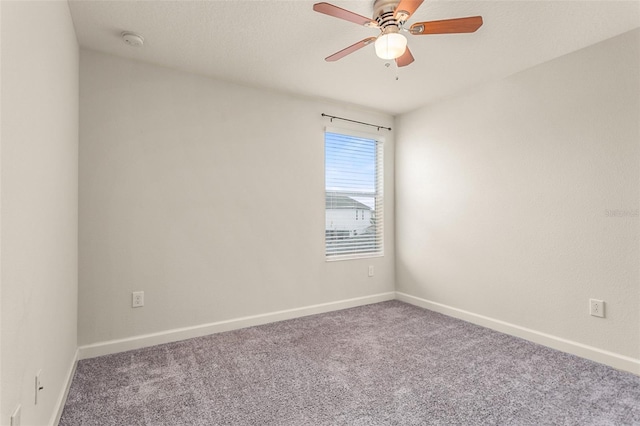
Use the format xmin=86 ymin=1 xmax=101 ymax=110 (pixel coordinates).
xmin=78 ymin=50 xmax=395 ymax=347
xmin=1 ymin=1 xmax=79 ymax=425
xmin=396 ymin=29 xmax=639 ymax=371
xmin=0 ymin=2 xmax=3 ymax=419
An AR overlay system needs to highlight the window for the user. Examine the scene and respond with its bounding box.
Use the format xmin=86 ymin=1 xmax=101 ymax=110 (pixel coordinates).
xmin=325 ymin=129 xmax=383 ymax=260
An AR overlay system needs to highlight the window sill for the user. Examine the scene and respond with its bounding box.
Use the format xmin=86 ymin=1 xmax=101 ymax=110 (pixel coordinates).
xmin=325 ymin=252 xmax=384 ymax=262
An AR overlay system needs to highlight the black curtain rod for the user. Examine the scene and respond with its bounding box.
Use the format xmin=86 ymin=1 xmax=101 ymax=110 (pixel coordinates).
xmin=321 ymin=113 xmax=392 ymax=132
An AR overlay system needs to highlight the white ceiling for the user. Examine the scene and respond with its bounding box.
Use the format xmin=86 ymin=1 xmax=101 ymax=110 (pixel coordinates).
xmin=68 ymin=0 xmax=640 ymax=115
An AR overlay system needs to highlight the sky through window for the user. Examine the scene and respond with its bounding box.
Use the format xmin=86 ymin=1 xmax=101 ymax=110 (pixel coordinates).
xmin=325 ymin=132 xmax=376 ymax=209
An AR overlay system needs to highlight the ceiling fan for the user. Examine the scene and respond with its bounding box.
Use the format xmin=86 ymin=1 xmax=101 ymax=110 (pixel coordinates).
xmin=313 ymin=0 xmax=483 ymax=67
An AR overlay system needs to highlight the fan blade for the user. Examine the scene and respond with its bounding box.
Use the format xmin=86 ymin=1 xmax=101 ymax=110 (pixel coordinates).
xmin=313 ymin=3 xmax=378 ymax=27
xmin=410 ymin=16 xmax=483 ymax=35
xmin=395 ymin=47 xmax=415 ymax=67
xmin=325 ymin=37 xmax=376 ymax=62
xmin=395 ymin=0 xmax=424 ymax=21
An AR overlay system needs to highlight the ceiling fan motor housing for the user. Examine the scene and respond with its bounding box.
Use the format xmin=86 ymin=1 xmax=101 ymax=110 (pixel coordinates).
xmin=373 ymin=0 xmax=402 ymax=35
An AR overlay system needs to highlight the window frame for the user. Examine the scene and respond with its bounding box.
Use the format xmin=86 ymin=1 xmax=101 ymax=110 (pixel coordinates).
xmin=324 ymin=126 xmax=384 ymax=262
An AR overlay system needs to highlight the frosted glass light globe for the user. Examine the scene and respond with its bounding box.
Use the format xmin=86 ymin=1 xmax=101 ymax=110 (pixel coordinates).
xmin=374 ymin=33 xmax=407 ymax=60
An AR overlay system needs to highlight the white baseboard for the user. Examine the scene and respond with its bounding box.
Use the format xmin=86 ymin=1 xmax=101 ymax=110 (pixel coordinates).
xmin=78 ymin=292 xmax=396 ymax=360
xmin=395 ymin=292 xmax=640 ymax=376
xmin=51 ymin=348 xmax=79 ymax=426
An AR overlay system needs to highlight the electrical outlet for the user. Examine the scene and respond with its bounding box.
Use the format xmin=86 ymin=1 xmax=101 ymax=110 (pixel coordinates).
xmin=132 ymin=291 xmax=144 ymax=308
xmin=368 ymin=265 xmax=374 ymax=277
xmin=589 ymin=299 xmax=605 ymax=318
xmin=35 ymin=370 xmax=43 ymax=405
xmin=10 ymin=405 xmax=21 ymax=426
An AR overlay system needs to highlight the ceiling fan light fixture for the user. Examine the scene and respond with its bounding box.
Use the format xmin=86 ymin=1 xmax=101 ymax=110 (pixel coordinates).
xmin=374 ymin=32 xmax=407 ymax=60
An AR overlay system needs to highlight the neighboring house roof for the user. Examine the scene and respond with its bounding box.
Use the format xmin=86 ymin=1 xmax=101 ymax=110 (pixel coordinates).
xmin=326 ymin=193 xmax=372 ymax=210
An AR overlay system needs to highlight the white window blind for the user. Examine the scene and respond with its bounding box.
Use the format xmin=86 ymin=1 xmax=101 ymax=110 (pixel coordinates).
xmin=325 ymin=130 xmax=383 ymax=260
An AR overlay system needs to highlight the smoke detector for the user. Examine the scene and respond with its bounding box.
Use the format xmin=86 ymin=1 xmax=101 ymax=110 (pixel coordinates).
xmin=122 ymin=32 xmax=144 ymax=47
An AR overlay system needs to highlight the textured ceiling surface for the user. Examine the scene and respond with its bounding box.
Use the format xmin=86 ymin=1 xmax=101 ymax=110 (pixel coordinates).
xmin=68 ymin=0 xmax=640 ymax=115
